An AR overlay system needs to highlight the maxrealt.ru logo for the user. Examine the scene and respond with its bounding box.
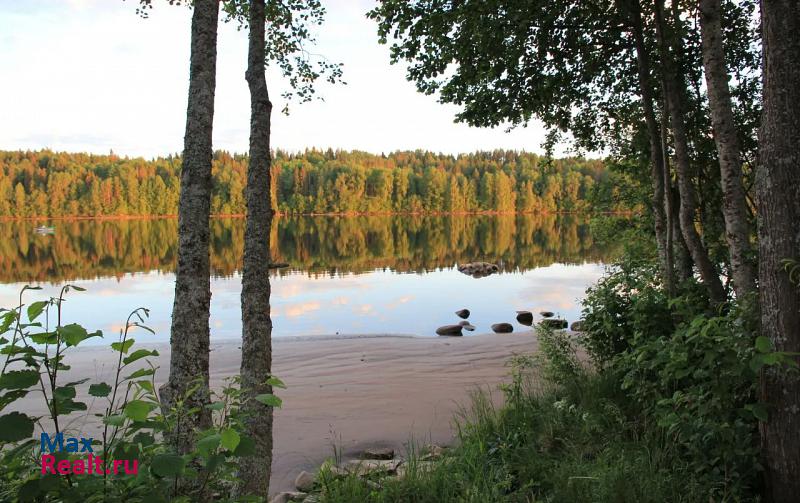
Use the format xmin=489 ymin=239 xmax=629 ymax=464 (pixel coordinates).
xmin=40 ymin=433 xmax=138 ymax=475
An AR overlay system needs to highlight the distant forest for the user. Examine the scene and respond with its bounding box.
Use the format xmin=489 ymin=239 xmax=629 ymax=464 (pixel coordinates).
xmin=0 ymin=150 xmax=634 ymax=218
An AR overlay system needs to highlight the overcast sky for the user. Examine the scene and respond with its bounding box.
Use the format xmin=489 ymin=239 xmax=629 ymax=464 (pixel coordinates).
xmin=0 ymin=0 xmax=555 ymax=158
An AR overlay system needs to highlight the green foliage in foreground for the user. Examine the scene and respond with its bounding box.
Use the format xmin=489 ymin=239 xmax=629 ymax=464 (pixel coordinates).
xmin=0 ymin=286 xmax=282 ymax=502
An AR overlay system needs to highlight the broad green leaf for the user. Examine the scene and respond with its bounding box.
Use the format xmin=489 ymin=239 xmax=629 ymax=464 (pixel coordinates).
xmin=26 ymin=301 xmax=48 ymax=322
xmin=220 ymin=428 xmax=241 ymax=452
xmin=0 ymin=411 xmax=34 ymax=441
xmin=123 ymin=348 xmax=158 ymax=366
xmin=0 ymin=389 xmax=29 ymax=411
xmin=749 ymin=403 xmax=769 ymax=422
xmin=196 ymin=434 xmax=221 ymax=455
xmin=266 ymin=376 xmax=287 ymax=389
xmin=0 ymin=370 xmax=40 ymax=390
xmin=233 ymin=435 xmax=256 ymax=457
xmin=111 ymin=339 xmax=135 ymax=354
xmin=59 ymin=324 xmax=101 ymax=347
xmin=205 ymin=401 xmax=225 ymax=411
xmin=254 ymin=393 xmax=282 ymax=408
xmin=29 ymin=332 xmax=58 ymax=345
xmin=151 ymin=453 xmax=185 ymax=478
xmin=53 ymin=386 xmax=76 ymax=400
xmin=103 ymin=414 xmax=126 ymax=426
xmin=755 ymin=336 xmax=772 ymax=353
xmin=88 ymin=382 xmax=112 ymax=397
xmin=53 ymin=398 xmax=87 ymax=415
xmin=124 ymin=399 xmax=155 ymax=422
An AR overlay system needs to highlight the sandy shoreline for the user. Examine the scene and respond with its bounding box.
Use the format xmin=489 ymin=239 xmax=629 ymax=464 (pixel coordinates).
xmin=14 ymin=332 xmax=539 ymax=494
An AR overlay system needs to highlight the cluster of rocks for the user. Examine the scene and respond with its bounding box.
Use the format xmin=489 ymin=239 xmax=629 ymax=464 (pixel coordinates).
xmin=270 ymin=445 xmax=447 ymax=503
xmin=435 ymin=308 xmax=584 ymax=337
xmin=457 ymin=262 xmax=500 ymax=278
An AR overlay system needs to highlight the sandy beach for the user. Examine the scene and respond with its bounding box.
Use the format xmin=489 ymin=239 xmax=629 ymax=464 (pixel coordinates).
xmin=15 ymin=332 xmax=539 ymax=494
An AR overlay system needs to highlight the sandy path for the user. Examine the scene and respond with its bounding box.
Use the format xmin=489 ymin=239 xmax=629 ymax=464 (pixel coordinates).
xmin=14 ymin=332 xmax=539 ymax=494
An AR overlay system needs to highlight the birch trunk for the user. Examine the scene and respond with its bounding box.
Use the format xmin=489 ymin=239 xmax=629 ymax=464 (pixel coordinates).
xmin=161 ymin=0 xmax=219 ymax=453
xmin=653 ymin=0 xmax=726 ymax=305
xmin=239 ymin=0 xmax=275 ymax=496
xmin=699 ymin=0 xmax=757 ymax=299
xmin=757 ymin=1 xmax=800 ymax=500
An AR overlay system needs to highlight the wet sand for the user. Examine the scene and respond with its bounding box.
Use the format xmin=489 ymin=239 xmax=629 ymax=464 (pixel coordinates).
xmin=15 ymin=332 xmax=539 ymax=494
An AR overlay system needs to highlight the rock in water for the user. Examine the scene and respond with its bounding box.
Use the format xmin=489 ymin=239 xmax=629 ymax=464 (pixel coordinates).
xmin=362 ymin=447 xmax=395 ymax=460
xmin=294 ymin=471 xmax=315 ymax=492
xmin=491 ymin=323 xmax=514 ymax=333
xmin=457 ymin=262 xmax=500 ymax=278
xmin=436 ymin=325 xmax=463 ymax=336
xmin=541 ymin=319 xmax=568 ymax=329
xmin=458 ymin=321 xmax=476 ymax=331
xmin=570 ymin=320 xmax=585 ymax=332
xmin=539 ymin=311 xmax=555 ymax=318
xmin=455 ymin=308 xmax=470 ymax=319
xmin=270 ymin=492 xmax=308 ymax=503
xmin=515 ymin=311 xmax=533 ymax=325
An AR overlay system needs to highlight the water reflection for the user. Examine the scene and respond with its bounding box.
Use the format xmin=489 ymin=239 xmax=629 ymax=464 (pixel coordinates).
xmin=0 ymin=215 xmax=621 ymax=340
xmin=0 ymin=214 xmax=613 ymax=282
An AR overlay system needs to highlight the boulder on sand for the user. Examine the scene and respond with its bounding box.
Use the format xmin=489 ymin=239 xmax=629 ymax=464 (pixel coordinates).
xmin=491 ymin=323 xmax=514 ymax=334
xmin=539 ymin=311 xmax=554 ymax=318
xmin=436 ymin=325 xmax=463 ymax=336
xmin=458 ymin=321 xmax=476 ymax=331
xmin=455 ymin=309 xmax=470 ymax=319
xmin=515 ymin=311 xmax=533 ymax=325
xmin=570 ymin=320 xmax=585 ymax=332
xmin=294 ymin=471 xmax=315 ymax=492
xmin=361 ymin=447 xmax=395 ymax=460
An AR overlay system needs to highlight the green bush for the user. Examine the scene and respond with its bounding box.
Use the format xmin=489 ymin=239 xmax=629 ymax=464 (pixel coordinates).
xmin=0 ymin=285 xmax=281 ymax=502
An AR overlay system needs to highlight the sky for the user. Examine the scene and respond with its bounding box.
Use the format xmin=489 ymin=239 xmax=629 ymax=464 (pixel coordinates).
xmin=0 ymin=0 xmax=554 ymax=158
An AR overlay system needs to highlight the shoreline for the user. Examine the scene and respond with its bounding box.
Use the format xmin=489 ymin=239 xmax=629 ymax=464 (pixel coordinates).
xmin=12 ymin=331 xmax=539 ymax=495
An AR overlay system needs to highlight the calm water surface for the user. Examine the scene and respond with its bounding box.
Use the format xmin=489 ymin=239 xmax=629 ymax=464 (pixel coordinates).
xmin=0 ymin=215 xmax=620 ymax=342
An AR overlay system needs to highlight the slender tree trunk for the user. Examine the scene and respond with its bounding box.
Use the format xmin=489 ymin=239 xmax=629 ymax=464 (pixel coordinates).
xmin=626 ymin=0 xmax=674 ymax=295
xmin=239 ymin=0 xmax=275 ymax=496
xmin=653 ymin=0 xmax=726 ymax=305
xmin=757 ymin=1 xmax=800 ymax=500
xmin=660 ymin=101 xmax=677 ymax=292
xmin=699 ymin=0 xmax=757 ymax=300
xmin=161 ymin=0 xmax=219 ymax=453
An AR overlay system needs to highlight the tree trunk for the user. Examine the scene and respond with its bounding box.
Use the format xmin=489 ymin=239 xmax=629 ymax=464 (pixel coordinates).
xmin=653 ymin=0 xmax=726 ymax=305
xmin=757 ymin=1 xmax=800 ymax=500
xmin=660 ymin=101 xmax=678 ymax=292
xmin=161 ymin=0 xmax=219 ymax=453
xmin=626 ymin=0 xmax=674 ymax=295
xmin=699 ymin=0 xmax=757 ymax=300
xmin=239 ymin=0 xmax=275 ymax=496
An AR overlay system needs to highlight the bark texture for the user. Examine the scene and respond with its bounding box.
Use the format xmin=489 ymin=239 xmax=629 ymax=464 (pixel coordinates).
xmin=161 ymin=0 xmax=219 ymax=452
xmin=627 ymin=0 xmax=674 ymax=294
xmin=239 ymin=0 xmax=275 ymax=496
xmin=699 ymin=0 xmax=757 ymax=299
xmin=757 ymin=1 xmax=800 ymax=500
xmin=653 ymin=0 xmax=726 ymax=305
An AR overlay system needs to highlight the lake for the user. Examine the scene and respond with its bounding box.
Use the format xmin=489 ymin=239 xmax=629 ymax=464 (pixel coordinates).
xmin=0 ymin=214 xmax=620 ymax=342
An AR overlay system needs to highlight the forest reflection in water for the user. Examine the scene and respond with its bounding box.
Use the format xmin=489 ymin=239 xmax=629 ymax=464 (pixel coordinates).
xmin=0 ymin=214 xmax=622 ymax=340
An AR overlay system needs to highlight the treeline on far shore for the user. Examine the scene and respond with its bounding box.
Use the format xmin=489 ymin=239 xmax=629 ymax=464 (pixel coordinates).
xmin=0 ymin=149 xmax=637 ymax=218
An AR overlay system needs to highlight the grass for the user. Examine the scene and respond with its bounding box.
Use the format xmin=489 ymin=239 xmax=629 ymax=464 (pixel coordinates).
xmin=309 ymin=365 xmax=724 ymax=503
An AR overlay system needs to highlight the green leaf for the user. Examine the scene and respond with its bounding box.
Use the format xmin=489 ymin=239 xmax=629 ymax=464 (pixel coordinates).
xmin=196 ymin=434 xmax=221 ymax=456
xmin=53 ymin=399 xmax=87 ymax=415
xmin=266 ymin=376 xmax=287 ymax=389
xmin=53 ymin=386 xmax=76 ymax=400
xmin=29 ymin=331 xmax=58 ymax=345
xmin=59 ymin=324 xmax=102 ymax=347
xmin=220 ymin=428 xmax=241 ymax=452
xmin=0 ymin=411 xmax=35 ymax=441
xmin=103 ymin=414 xmax=126 ymax=426
xmin=88 ymin=382 xmax=112 ymax=397
xmin=111 ymin=339 xmax=135 ymax=354
xmin=205 ymin=401 xmax=225 ymax=411
xmin=125 ymin=367 xmax=155 ymax=380
xmin=0 ymin=389 xmax=29 ymax=411
xmin=254 ymin=393 xmax=282 ymax=408
xmin=123 ymin=348 xmax=158 ymax=366
xmin=26 ymin=301 xmax=48 ymax=322
xmin=151 ymin=453 xmax=186 ymax=478
xmin=0 ymin=370 xmax=40 ymax=390
xmin=233 ymin=435 xmax=256 ymax=457
xmin=124 ymin=399 xmax=155 ymax=422
xmin=755 ymin=336 xmax=772 ymax=353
